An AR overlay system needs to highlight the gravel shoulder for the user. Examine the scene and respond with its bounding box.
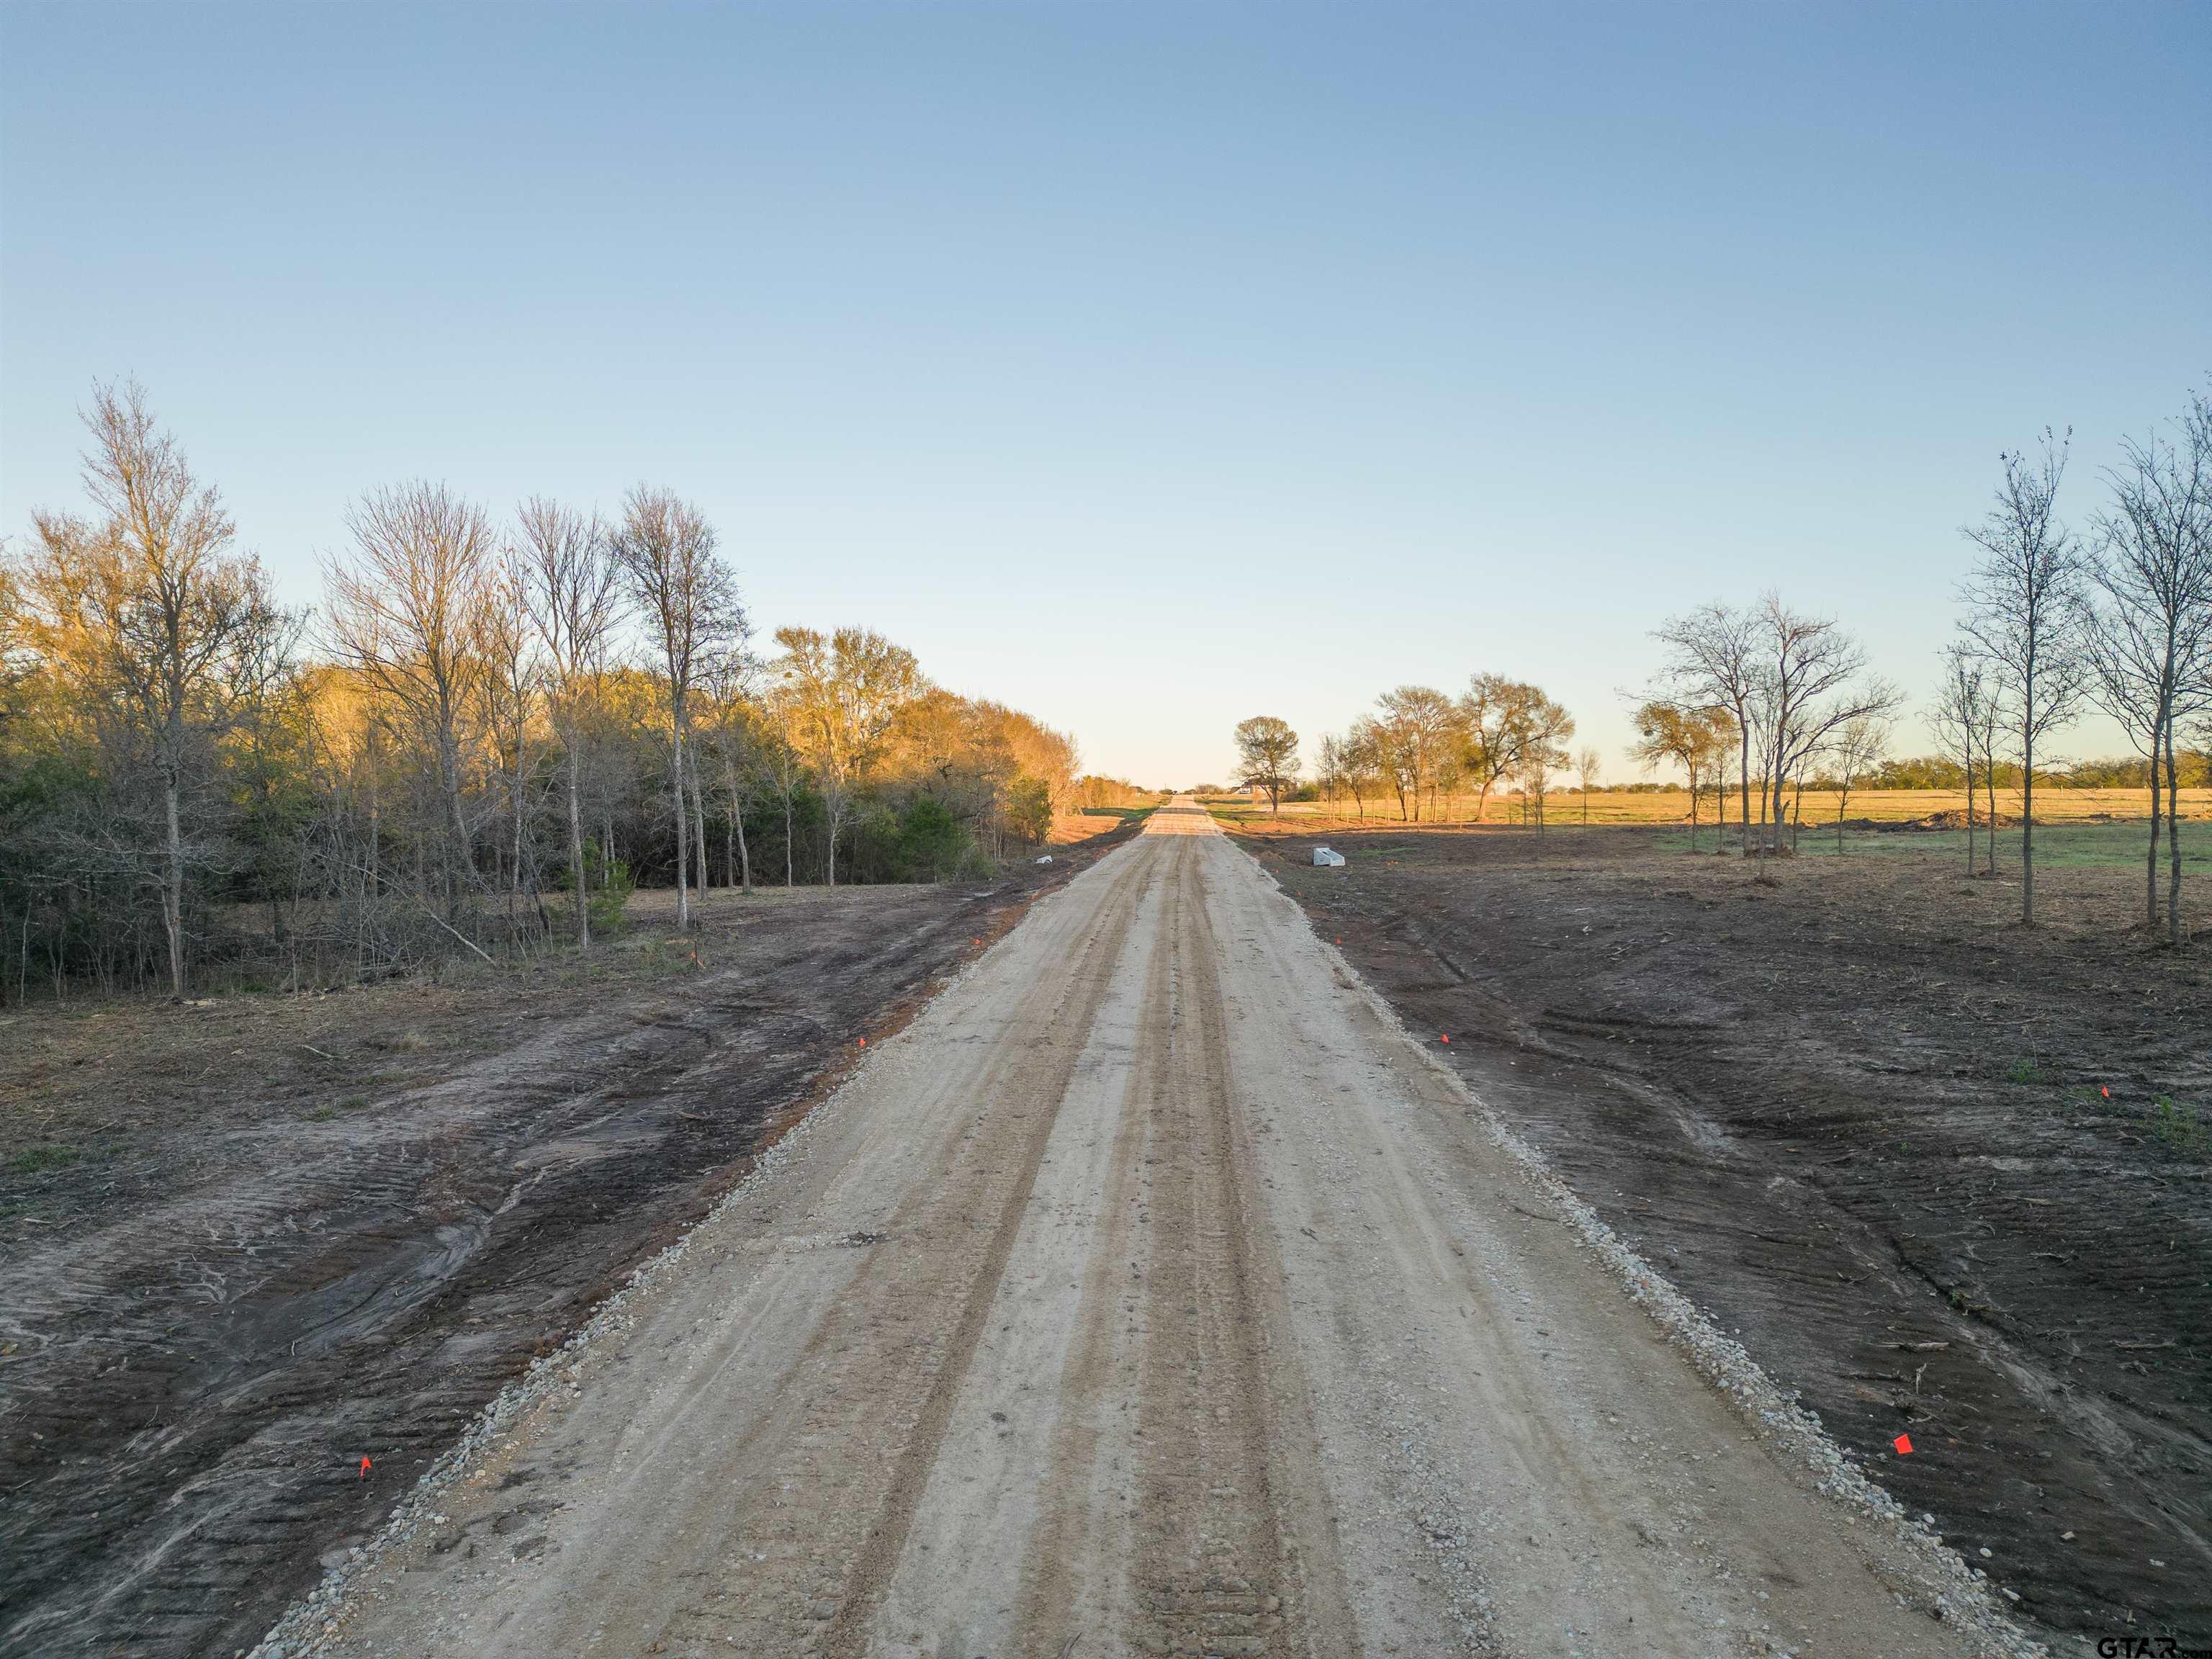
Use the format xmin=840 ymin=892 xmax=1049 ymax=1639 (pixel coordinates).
xmin=275 ymin=803 xmax=2029 ymax=1658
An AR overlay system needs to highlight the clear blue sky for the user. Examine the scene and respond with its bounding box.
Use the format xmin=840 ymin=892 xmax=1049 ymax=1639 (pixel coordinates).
xmin=4 ymin=3 xmax=2207 ymax=786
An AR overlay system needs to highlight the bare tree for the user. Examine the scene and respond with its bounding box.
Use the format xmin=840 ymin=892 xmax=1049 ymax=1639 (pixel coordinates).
xmin=1826 ymin=715 xmax=1889 ymax=854
xmin=1958 ymin=432 xmax=2091 ymax=924
xmin=1972 ymin=667 xmax=2003 ymax=877
xmin=24 ymin=383 xmax=287 ymax=992
xmin=1342 ymin=718 xmax=1384 ymax=819
xmin=698 ymin=649 xmax=762 ymax=894
xmin=760 ymin=686 xmax=806 ymax=886
xmin=1574 ymin=745 xmax=1602 ymax=824
xmin=516 ymin=498 xmax=622 ymax=950
xmin=1233 ymin=716 xmax=1300 ymax=812
xmin=1931 ymin=646 xmax=1997 ymax=878
xmin=329 ymin=481 xmax=497 ymax=916
xmin=2086 ymin=388 xmax=2212 ymax=945
xmin=610 ymin=487 xmax=741 ymax=930
xmin=1313 ymin=733 xmax=1346 ymax=810
xmin=476 ymin=553 xmax=540 ymax=927
xmin=1652 ymin=603 xmax=1758 ymax=850
xmin=1737 ymin=595 xmax=1899 ymax=855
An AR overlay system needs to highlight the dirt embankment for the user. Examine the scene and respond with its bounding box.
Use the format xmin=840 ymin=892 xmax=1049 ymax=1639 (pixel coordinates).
xmin=0 ymin=828 xmax=1136 ymax=1659
xmin=1238 ymin=818 xmax=2211 ymax=1652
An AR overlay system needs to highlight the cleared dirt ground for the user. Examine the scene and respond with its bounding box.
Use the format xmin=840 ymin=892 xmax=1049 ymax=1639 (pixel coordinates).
xmin=0 ymin=829 xmax=1137 ymax=1659
xmin=1235 ymin=814 xmax=2211 ymax=1653
xmin=272 ymin=804 xmax=2023 ymax=1659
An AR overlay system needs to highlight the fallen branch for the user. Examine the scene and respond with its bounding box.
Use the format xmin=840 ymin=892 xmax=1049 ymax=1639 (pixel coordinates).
xmin=405 ymin=899 xmax=495 ymax=964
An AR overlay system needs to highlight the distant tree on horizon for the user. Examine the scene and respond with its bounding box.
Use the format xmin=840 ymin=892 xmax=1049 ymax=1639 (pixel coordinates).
xmin=1233 ymin=715 xmax=1300 ymax=813
xmin=1930 ymin=645 xmax=2002 ymax=878
xmin=1627 ymin=700 xmax=1734 ymax=851
xmin=1825 ymin=714 xmax=1891 ymax=853
xmin=1461 ymin=675 xmax=1568 ymax=824
xmin=1575 ymin=745 xmax=1603 ymax=823
xmin=1372 ymin=686 xmax=1459 ymax=820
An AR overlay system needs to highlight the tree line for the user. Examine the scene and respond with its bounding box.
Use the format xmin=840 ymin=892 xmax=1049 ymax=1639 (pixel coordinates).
xmin=0 ymin=385 xmax=1084 ymax=1002
xmin=1237 ymin=381 xmax=2211 ymax=941
xmin=1236 ymin=679 xmax=1583 ymax=827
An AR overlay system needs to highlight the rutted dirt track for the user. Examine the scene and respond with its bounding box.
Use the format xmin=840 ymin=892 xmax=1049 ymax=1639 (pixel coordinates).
xmin=302 ymin=804 xmax=2018 ymax=1659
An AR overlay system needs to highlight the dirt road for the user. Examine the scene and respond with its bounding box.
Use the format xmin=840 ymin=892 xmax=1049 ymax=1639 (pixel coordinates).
xmin=289 ymin=803 xmax=2022 ymax=1658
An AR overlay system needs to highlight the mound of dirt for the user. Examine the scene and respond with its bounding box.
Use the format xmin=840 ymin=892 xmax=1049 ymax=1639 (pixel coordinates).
xmin=1883 ymin=809 xmax=2025 ymax=832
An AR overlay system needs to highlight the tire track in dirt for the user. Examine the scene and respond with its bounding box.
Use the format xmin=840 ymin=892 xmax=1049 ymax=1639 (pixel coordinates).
xmin=1126 ymin=835 xmax=1360 ymax=1658
xmin=771 ymin=842 xmax=1157 ymax=1658
xmin=1001 ymin=850 xmax=1169 ymax=1647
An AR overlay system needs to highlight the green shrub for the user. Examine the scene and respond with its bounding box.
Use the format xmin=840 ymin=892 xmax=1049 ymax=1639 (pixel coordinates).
xmin=1006 ymin=776 xmax=1052 ymax=844
xmin=897 ymin=796 xmax=973 ymax=882
xmin=2151 ymin=1095 xmax=2204 ymax=1151
xmin=576 ymin=838 xmax=634 ymax=937
xmin=850 ymin=804 xmax=903 ymax=882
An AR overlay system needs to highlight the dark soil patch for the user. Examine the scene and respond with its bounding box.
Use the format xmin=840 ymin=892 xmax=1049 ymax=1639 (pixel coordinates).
xmin=1883 ymin=809 xmax=2029 ymax=832
xmin=1237 ymin=817 xmax=2210 ymax=1653
xmin=0 ymin=828 xmax=1136 ymax=1659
